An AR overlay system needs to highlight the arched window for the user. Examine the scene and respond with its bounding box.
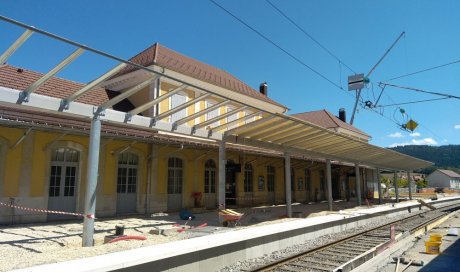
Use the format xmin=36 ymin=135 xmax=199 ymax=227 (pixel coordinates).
xmin=168 ymin=157 xmax=183 ymax=194
xmin=204 ymin=159 xmax=216 ymax=193
xmin=267 ymin=165 xmax=275 ymax=192
xmin=244 ymin=163 xmax=253 ymax=192
xmin=117 ymin=152 xmax=138 ymax=194
xmin=304 ymin=169 xmax=311 ymax=191
xmin=49 ymin=148 xmax=79 ymax=197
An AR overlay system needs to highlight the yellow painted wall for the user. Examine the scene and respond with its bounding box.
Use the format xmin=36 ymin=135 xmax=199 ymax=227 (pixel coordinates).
xmin=1 ymin=128 xmax=23 ymax=197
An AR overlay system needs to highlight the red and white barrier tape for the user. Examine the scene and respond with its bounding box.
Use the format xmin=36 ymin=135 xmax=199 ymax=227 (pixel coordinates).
xmin=0 ymin=201 xmax=95 ymax=219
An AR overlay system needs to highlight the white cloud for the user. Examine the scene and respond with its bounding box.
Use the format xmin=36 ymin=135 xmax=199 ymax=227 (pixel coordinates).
xmin=388 ymin=132 xmax=404 ymax=138
xmin=455 ymin=124 xmax=460 ymax=129
xmin=389 ymin=138 xmax=438 ymax=148
xmin=409 ymin=132 xmax=421 ymax=137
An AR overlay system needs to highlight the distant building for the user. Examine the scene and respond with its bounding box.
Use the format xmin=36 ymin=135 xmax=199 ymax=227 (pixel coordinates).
xmin=426 ymin=169 xmax=460 ymax=189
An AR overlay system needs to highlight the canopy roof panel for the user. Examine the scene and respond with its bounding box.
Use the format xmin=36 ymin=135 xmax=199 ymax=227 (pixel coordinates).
xmin=0 ymin=16 xmax=432 ymax=171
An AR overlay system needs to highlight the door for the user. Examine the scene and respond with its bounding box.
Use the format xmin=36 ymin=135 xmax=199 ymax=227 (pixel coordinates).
xmin=243 ymin=163 xmax=254 ymax=206
xmin=48 ymin=148 xmax=79 ymax=221
xmin=116 ymin=152 xmax=138 ymax=214
xmin=204 ymin=159 xmax=217 ymax=209
xmin=225 ymin=161 xmax=237 ymax=206
xmin=167 ymin=157 xmax=183 ymax=211
xmin=332 ymin=171 xmax=340 ymax=199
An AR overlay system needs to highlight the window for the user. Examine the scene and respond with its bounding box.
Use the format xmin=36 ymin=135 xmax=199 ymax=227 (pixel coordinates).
xmin=204 ymin=159 xmax=216 ymax=193
xmin=226 ymin=106 xmax=238 ymax=130
xmin=206 ymin=101 xmax=219 ymax=127
xmin=267 ymin=165 xmax=275 ymax=192
xmin=117 ymin=152 xmax=138 ymax=194
xmin=304 ymin=169 xmax=311 ymax=191
xmin=244 ymin=110 xmax=255 ymax=124
xmin=320 ymin=170 xmax=325 ymax=191
xmin=244 ymin=163 xmax=253 ymax=192
xmin=168 ymin=157 xmax=183 ymax=194
xmin=170 ymin=94 xmax=187 ymax=123
xmin=49 ymin=148 xmax=79 ymax=197
xmin=291 ymin=168 xmax=295 ymax=191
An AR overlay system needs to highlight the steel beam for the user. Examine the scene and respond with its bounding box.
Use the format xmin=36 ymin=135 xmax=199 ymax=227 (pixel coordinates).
xmin=213 ymin=111 xmax=263 ymax=133
xmin=98 ymin=76 xmax=159 ymax=113
xmin=61 ymin=63 xmax=127 ymax=110
xmin=407 ymin=170 xmax=412 ymax=200
xmin=0 ymin=29 xmax=33 ymax=64
xmin=284 ymin=153 xmax=292 ymax=217
xmin=218 ymin=140 xmax=226 ymax=209
xmin=10 ymin=127 xmax=32 ymax=149
xmin=153 ymin=93 xmax=210 ymax=123
xmin=376 ymin=168 xmax=382 ymax=204
xmin=82 ymin=113 xmax=101 ymax=247
xmin=195 ymin=106 xmax=247 ymax=130
xmin=18 ymin=48 xmax=84 ymax=104
xmin=355 ymin=164 xmax=361 ymax=206
xmin=394 ymin=171 xmax=399 ymax=203
xmin=326 ymin=159 xmax=333 ymax=211
xmin=174 ymin=100 xmax=230 ymax=127
xmin=128 ymin=84 xmax=187 ymax=118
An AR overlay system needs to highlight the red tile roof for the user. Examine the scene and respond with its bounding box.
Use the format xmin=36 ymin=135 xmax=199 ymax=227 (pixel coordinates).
xmin=0 ymin=64 xmax=109 ymax=106
xmin=291 ymin=110 xmax=369 ymax=137
xmin=113 ymin=43 xmax=286 ymax=109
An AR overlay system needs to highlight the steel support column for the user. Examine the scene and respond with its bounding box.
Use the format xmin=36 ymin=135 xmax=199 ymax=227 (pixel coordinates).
xmin=284 ymin=153 xmax=292 ymax=217
xmin=394 ymin=171 xmax=399 ymax=203
xmin=376 ymin=168 xmax=382 ymax=204
xmin=326 ymin=159 xmax=333 ymax=211
xmin=82 ymin=114 xmax=101 ymax=247
xmin=218 ymin=140 xmax=226 ymax=210
xmin=355 ymin=164 xmax=361 ymax=206
xmin=407 ymin=170 xmax=412 ymax=200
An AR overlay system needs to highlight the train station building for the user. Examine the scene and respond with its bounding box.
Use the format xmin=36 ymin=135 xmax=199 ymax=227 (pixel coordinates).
xmin=0 ymin=26 xmax=431 ymax=229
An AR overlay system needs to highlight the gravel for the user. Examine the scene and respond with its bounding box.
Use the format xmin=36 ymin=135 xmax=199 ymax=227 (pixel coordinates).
xmin=218 ymin=211 xmax=426 ymax=272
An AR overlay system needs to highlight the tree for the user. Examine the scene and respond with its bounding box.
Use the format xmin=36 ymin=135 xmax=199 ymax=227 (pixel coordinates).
xmin=416 ymin=179 xmax=427 ymax=188
xmin=398 ymin=178 xmax=408 ymax=188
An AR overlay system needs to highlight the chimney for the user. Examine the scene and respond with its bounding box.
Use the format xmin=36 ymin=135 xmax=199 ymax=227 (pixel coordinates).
xmin=339 ymin=108 xmax=346 ymax=122
xmin=259 ymin=82 xmax=268 ymax=96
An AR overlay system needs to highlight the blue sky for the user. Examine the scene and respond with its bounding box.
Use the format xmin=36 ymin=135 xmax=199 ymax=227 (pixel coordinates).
xmin=1 ymin=1 xmax=459 ymax=147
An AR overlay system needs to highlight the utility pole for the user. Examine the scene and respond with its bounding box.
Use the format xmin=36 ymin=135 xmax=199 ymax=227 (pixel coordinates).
xmin=349 ymin=31 xmax=405 ymax=125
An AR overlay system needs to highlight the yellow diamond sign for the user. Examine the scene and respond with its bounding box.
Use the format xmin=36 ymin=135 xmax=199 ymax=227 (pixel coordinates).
xmin=405 ymin=119 xmax=418 ymax=132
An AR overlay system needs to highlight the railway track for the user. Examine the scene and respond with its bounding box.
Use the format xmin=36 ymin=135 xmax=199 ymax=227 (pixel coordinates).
xmin=253 ymin=203 xmax=460 ymax=272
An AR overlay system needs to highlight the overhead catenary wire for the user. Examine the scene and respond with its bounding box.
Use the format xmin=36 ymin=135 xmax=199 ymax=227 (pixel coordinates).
xmin=382 ymin=59 xmax=460 ymax=82
xmin=379 ymin=83 xmax=460 ymax=100
xmin=376 ymin=97 xmax=450 ymax=108
xmin=208 ymin=0 xmax=346 ymax=92
xmin=265 ymin=0 xmax=356 ymax=74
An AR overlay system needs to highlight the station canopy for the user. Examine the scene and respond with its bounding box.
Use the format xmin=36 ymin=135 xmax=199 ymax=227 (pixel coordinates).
xmin=0 ymin=16 xmax=432 ymax=171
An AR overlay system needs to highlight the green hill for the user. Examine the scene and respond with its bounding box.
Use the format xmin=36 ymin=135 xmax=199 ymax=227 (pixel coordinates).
xmin=389 ymin=145 xmax=460 ymax=174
